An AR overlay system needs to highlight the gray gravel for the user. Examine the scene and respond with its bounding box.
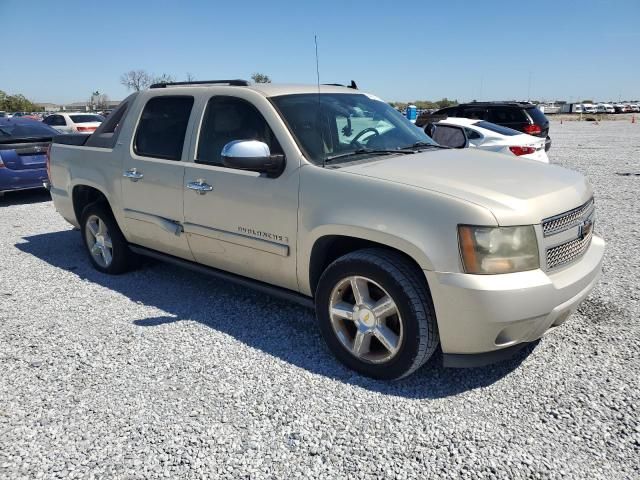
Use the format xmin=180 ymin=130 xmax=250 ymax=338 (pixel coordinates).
xmin=1 ymin=120 xmax=639 ymax=479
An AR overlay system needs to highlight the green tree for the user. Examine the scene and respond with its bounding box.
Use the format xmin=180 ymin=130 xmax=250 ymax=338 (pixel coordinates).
xmin=251 ymin=72 xmax=271 ymax=84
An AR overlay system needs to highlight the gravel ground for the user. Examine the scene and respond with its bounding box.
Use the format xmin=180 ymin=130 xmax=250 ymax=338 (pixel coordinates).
xmin=1 ymin=120 xmax=639 ymax=479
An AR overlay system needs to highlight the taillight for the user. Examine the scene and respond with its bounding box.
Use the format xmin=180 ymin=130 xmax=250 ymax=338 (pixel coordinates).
xmin=0 ymin=156 xmax=5 ymax=168
xmin=76 ymin=126 xmax=95 ymax=132
xmin=46 ymin=144 xmax=52 ymax=179
xmin=509 ymin=146 xmax=536 ymax=156
xmin=523 ymin=124 xmax=542 ymax=135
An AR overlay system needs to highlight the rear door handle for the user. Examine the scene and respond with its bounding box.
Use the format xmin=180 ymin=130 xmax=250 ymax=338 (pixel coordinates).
xmin=123 ymin=168 xmax=144 ymax=181
xmin=186 ymin=179 xmax=213 ymax=195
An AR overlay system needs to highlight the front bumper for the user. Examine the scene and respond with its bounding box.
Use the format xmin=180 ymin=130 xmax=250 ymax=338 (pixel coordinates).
xmin=425 ymin=235 xmax=604 ymax=365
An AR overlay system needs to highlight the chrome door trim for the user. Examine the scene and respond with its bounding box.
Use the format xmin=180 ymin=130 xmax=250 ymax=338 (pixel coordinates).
xmin=123 ymin=208 xmax=182 ymax=235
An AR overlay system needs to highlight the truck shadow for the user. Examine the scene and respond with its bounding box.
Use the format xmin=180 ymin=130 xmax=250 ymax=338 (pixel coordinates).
xmin=16 ymin=229 xmax=536 ymax=399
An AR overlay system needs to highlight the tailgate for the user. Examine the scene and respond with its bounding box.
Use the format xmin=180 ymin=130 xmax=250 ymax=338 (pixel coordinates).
xmin=0 ymin=141 xmax=48 ymax=170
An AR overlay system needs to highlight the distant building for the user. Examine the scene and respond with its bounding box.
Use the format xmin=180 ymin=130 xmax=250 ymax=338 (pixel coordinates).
xmin=35 ymin=100 xmax=121 ymax=112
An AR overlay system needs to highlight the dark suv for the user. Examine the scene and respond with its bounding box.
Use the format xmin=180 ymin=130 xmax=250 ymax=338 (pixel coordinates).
xmin=424 ymin=102 xmax=551 ymax=151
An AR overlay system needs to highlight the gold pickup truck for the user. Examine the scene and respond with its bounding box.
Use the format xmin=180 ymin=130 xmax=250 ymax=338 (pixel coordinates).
xmin=48 ymin=80 xmax=604 ymax=379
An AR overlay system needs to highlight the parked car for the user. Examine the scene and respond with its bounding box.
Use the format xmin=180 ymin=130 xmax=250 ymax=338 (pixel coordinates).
xmin=582 ymin=104 xmax=597 ymax=114
xmin=596 ymin=104 xmax=615 ymax=114
xmin=422 ymin=117 xmax=549 ymax=163
xmin=629 ymin=104 xmax=640 ymax=113
xmin=48 ymin=80 xmax=604 ymax=380
xmin=427 ymin=101 xmax=552 ymax=151
xmin=613 ymin=104 xmax=627 ymax=113
xmin=0 ymin=118 xmax=58 ymax=196
xmin=43 ymin=113 xmax=104 ymax=134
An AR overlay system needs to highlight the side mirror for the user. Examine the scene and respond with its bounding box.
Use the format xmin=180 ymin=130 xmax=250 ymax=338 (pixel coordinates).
xmin=221 ymin=140 xmax=285 ymax=177
xmin=430 ymin=124 xmax=468 ymax=149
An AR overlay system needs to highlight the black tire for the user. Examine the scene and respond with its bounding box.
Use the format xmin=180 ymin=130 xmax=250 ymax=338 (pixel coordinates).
xmin=315 ymin=248 xmax=439 ymax=380
xmin=80 ymin=202 xmax=135 ymax=274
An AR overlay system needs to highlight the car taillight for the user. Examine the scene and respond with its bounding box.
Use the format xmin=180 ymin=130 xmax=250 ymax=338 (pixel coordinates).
xmin=46 ymin=144 xmax=52 ymax=179
xmin=0 ymin=156 xmax=5 ymax=168
xmin=523 ymin=124 xmax=542 ymax=135
xmin=76 ymin=126 xmax=95 ymax=132
xmin=509 ymin=146 xmax=536 ymax=156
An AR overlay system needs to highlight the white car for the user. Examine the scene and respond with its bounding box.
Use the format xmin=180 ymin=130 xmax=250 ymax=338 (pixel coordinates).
xmin=596 ymin=104 xmax=615 ymax=114
xmin=582 ymin=104 xmax=597 ymax=114
xmin=424 ymin=117 xmax=549 ymax=163
xmin=42 ymin=113 xmax=104 ymax=134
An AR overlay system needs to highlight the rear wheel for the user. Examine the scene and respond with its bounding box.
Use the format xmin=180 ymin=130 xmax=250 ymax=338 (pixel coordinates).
xmin=315 ymin=248 xmax=439 ymax=380
xmin=80 ymin=202 xmax=135 ymax=274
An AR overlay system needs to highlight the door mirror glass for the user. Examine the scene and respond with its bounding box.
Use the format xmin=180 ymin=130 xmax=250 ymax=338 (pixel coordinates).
xmin=430 ymin=124 xmax=468 ymax=149
xmin=221 ymin=140 xmax=285 ymax=177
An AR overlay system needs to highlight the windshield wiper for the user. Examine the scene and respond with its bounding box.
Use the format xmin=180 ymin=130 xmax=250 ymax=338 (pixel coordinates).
xmin=324 ymin=148 xmax=414 ymax=164
xmin=401 ymin=141 xmax=449 ymax=150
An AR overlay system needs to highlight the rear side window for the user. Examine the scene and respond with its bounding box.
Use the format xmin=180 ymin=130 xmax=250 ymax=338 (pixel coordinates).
xmin=134 ymin=96 xmax=194 ymax=160
xmin=525 ymin=107 xmax=548 ymax=125
xmin=488 ymin=107 xmax=527 ymax=124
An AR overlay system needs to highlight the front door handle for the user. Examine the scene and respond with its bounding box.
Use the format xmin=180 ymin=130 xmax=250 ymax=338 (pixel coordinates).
xmin=186 ymin=179 xmax=213 ymax=195
xmin=123 ymin=168 xmax=144 ymax=181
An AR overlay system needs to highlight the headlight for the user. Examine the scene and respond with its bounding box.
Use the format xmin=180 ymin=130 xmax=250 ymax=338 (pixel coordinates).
xmin=458 ymin=225 xmax=539 ymax=274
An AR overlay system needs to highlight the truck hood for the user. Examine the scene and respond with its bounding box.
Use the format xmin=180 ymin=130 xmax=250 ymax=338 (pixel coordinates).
xmin=339 ymin=149 xmax=592 ymax=225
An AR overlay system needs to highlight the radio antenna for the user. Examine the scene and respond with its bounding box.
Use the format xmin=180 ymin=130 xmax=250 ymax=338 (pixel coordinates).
xmin=315 ymin=35 xmax=321 ymax=93
xmin=315 ymin=35 xmax=326 ymax=168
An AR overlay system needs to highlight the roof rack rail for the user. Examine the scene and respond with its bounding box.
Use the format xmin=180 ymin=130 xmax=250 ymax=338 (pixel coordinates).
xmin=322 ymin=80 xmax=358 ymax=90
xmin=149 ymin=79 xmax=250 ymax=89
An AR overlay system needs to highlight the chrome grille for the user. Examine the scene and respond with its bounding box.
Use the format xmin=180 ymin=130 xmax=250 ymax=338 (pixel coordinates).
xmin=542 ymin=198 xmax=594 ymax=237
xmin=546 ymin=228 xmax=593 ymax=270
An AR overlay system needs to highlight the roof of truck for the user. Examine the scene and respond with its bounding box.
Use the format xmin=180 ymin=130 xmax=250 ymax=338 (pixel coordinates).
xmin=147 ymin=81 xmax=368 ymax=98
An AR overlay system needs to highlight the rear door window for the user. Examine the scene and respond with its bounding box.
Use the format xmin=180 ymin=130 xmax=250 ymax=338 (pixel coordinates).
xmin=487 ymin=107 xmax=527 ymax=124
xmin=134 ymin=96 xmax=194 ymax=160
xmin=46 ymin=115 xmax=66 ymax=126
xmin=460 ymin=107 xmax=488 ymax=120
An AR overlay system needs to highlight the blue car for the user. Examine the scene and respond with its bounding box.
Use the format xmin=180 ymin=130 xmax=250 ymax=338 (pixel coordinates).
xmin=0 ymin=118 xmax=59 ymax=196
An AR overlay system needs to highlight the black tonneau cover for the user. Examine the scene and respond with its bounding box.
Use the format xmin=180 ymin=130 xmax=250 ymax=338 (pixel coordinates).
xmin=52 ymin=134 xmax=89 ymax=146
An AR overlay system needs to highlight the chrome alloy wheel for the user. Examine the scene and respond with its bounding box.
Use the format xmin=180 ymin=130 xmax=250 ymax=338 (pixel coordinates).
xmin=85 ymin=214 xmax=113 ymax=268
xmin=329 ymin=276 xmax=403 ymax=364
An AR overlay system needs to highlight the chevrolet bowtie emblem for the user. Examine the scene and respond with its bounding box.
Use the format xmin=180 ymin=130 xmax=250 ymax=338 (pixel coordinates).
xmin=578 ymin=218 xmax=593 ymax=240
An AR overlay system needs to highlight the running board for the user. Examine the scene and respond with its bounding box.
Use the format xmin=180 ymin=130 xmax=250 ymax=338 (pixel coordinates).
xmin=129 ymin=245 xmax=314 ymax=309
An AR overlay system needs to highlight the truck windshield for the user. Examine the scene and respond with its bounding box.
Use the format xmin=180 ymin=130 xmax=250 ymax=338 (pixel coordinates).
xmin=271 ymin=93 xmax=436 ymax=165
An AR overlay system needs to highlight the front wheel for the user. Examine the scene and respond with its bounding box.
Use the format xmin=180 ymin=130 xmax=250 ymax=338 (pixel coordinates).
xmin=315 ymin=248 xmax=439 ymax=380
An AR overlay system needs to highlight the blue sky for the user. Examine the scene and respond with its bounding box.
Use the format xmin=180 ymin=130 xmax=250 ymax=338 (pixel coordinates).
xmin=2 ymin=0 xmax=639 ymax=103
